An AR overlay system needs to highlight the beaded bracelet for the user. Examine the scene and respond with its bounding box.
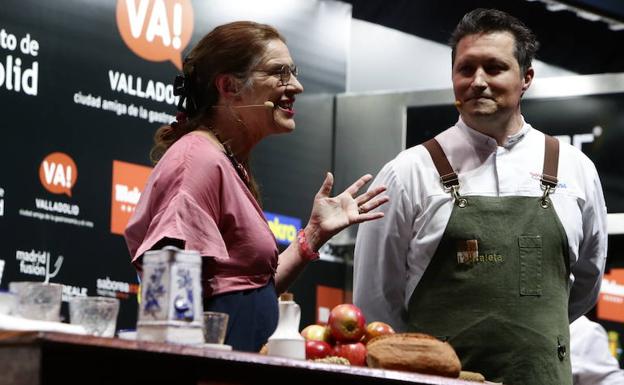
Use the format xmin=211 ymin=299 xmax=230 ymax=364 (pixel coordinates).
xmin=297 ymin=229 xmax=319 ymax=261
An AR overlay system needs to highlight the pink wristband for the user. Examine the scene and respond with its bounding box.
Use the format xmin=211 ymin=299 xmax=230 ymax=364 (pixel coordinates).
xmin=297 ymin=229 xmax=319 ymax=261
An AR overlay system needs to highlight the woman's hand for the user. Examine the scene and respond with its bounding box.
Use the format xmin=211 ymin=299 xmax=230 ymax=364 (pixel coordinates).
xmin=305 ymin=172 xmax=388 ymax=250
xmin=275 ymin=172 xmax=387 ymax=292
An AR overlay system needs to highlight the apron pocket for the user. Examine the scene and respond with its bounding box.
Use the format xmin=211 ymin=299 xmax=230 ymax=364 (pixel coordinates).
xmin=518 ymin=235 xmax=542 ymax=296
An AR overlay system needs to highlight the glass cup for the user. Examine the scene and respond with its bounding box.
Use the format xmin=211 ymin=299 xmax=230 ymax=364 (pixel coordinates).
xmin=203 ymin=311 xmax=229 ymax=344
xmin=0 ymin=290 xmax=15 ymax=315
xmin=69 ymin=296 xmax=120 ymax=337
xmin=9 ymin=281 xmax=63 ymax=321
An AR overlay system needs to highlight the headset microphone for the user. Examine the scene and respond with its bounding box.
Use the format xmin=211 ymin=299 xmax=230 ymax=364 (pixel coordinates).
xmin=212 ymin=101 xmax=275 ymax=110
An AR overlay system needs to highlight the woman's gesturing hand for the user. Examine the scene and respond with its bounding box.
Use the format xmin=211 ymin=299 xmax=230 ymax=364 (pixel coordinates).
xmin=305 ymin=172 xmax=388 ymax=251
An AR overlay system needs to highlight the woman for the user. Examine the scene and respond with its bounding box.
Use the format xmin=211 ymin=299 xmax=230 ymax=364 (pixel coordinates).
xmin=124 ymin=21 xmax=388 ymax=352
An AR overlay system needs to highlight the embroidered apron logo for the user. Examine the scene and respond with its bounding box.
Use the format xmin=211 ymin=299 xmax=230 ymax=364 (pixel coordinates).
xmin=456 ymin=240 xmax=503 ymax=264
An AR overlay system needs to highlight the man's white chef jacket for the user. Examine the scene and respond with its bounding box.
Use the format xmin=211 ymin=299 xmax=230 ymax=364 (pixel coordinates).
xmin=570 ymin=316 xmax=624 ymax=385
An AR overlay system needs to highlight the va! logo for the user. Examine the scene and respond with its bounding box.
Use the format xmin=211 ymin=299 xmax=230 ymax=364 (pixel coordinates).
xmin=38 ymin=152 xmax=77 ymax=197
xmin=116 ymin=0 xmax=194 ymax=70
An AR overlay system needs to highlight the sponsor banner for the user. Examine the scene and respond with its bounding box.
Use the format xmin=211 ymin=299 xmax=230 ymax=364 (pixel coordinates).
xmin=0 ymin=27 xmax=39 ymax=97
xmin=17 ymin=153 xmax=94 ymax=228
xmin=14 ymin=248 xmax=64 ymax=282
xmin=264 ymin=211 xmax=301 ymax=245
xmin=73 ymin=87 xmax=176 ymax=124
xmin=18 ymin=208 xmax=94 ymax=228
xmin=116 ymin=0 xmax=194 ymax=70
xmin=1 ymin=0 xmax=350 ymax=330
xmin=70 ymin=0 xmax=194 ymax=124
xmin=111 ymin=160 xmax=152 ymax=235
xmin=96 ymin=276 xmax=139 ymax=299
xmin=39 ymin=152 xmax=77 ymax=197
xmin=597 ymin=268 xmax=624 ymax=323
xmin=62 ymin=284 xmax=89 ymax=302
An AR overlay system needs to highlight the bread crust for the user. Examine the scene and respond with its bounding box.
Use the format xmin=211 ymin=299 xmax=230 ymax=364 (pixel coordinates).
xmin=366 ymin=333 xmax=461 ymax=377
xmin=459 ymin=371 xmax=485 ymax=382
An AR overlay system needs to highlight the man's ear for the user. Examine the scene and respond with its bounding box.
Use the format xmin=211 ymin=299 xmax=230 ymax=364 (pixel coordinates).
xmin=215 ymin=74 xmax=241 ymax=100
xmin=522 ymin=67 xmax=534 ymax=92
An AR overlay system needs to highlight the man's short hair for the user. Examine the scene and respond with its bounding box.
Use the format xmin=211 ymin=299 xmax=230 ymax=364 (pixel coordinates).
xmin=450 ymin=8 xmax=539 ymax=75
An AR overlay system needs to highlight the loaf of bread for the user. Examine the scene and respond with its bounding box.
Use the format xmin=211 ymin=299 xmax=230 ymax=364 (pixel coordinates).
xmin=366 ymin=333 xmax=461 ymax=378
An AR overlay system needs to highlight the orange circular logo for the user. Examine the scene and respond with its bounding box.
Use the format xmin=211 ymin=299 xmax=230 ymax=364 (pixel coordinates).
xmin=39 ymin=152 xmax=78 ymax=197
xmin=116 ymin=0 xmax=194 ymax=70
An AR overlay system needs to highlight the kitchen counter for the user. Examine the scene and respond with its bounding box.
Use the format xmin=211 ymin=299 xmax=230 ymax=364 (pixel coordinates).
xmin=0 ymin=330 xmax=495 ymax=385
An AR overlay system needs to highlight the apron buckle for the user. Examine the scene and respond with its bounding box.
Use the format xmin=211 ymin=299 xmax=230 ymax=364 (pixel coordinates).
xmin=540 ymin=174 xmax=557 ymax=209
xmin=451 ymin=185 xmax=467 ymax=208
xmin=540 ymin=184 xmax=553 ymax=209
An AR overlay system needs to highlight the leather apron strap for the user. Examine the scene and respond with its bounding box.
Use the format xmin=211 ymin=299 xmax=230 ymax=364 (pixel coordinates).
xmin=423 ymin=139 xmax=458 ymax=189
xmin=541 ymin=134 xmax=559 ymax=188
xmin=423 ymin=138 xmax=466 ymax=207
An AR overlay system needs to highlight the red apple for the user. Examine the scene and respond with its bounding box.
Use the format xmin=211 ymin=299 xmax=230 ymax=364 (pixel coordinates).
xmin=305 ymin=340 xmax=332 ymax=360
xmin=301 ymin=324 xmax=331 ymax=342
xmin=328 ymin=304 xmax=366 ymax=342
xmin=332 ymin=342 xmax=367 ymax=366
xmin=362 ymin=321 xmax=395 ymax=344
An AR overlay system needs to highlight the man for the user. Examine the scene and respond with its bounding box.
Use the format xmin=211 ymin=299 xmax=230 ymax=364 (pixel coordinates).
xmin=353 ymin=8 xmax=608 ymax=385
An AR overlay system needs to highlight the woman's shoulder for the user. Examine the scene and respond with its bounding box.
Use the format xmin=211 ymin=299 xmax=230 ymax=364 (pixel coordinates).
xmin=163 ymin=132 xmax=226 ymax=167
xmin=171 ymin=131 xmax=223 ymax=158
xmin=151 ymin=132 xmax=227 ymax=184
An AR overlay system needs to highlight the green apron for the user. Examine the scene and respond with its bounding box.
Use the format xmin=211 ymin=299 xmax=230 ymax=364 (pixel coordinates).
xmin=408 ymin=136 xmax=571 ymax=385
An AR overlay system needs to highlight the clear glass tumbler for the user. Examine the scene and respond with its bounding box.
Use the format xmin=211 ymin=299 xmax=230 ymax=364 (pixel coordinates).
xmin=203 ymin=311 xmax=229 ymax=344
xmin=9 ymin=281 xmax=63 ymax=322
xmin=69 ymin=296 xmax=120 ymax=337
xmin=0 ymin=290 xmax=15 ymax=315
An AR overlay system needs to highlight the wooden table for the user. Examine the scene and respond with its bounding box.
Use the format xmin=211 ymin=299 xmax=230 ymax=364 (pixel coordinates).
xmin=0 ymin=331 xmax=492 ymax=385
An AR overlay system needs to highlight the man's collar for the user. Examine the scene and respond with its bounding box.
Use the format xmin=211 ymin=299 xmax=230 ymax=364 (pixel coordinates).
xmin=456 ymin=116 xmax=531 ymax=150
